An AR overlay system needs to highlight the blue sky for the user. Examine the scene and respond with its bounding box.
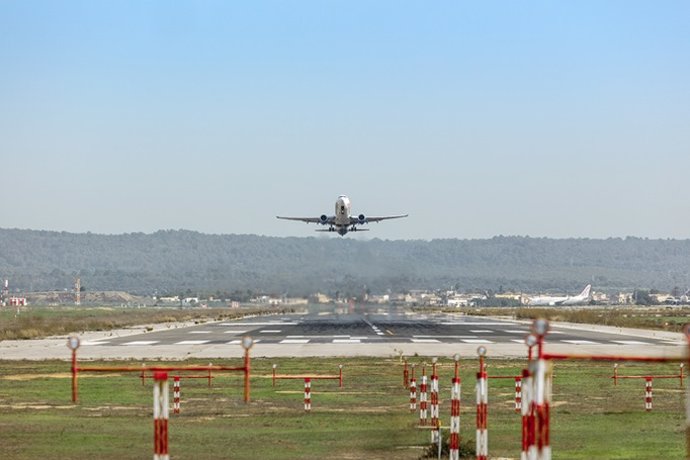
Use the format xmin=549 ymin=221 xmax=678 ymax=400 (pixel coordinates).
xmin=1 ymin=1 xmax=689 ymax=240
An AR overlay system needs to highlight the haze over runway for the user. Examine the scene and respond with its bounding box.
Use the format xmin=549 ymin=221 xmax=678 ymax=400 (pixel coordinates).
xmin=2 ymin=306 xmax=683 ymax=360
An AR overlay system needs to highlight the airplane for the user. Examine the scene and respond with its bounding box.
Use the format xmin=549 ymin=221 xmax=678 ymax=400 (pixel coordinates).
xmin=277 ymin=195 xmax=408 ymax=236
xmin=526 ymin=284 xmax=592 ymax=306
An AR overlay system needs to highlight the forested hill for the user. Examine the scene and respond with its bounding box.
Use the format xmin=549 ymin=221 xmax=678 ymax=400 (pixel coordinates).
xmin=1 ymin=228 xmax=689 ymax=296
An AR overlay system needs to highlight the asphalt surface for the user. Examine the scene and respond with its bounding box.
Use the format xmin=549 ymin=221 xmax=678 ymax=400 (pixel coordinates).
xmin=1 ymin=305 xmax=686 ymax=360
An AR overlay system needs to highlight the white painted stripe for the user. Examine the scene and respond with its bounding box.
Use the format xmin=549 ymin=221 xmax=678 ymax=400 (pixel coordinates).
xmin=413 ymin=335 xmax=478 ymax=339
xmin=376 ymin=332 xmax=385 ymax=336
xmin=504 ymin=330 xmax=529 ymax=334
xmin=510 ymin=339 xmax=527 ymax=344
xmin=561 ymin=340 xmax=600 ymax=345
xmin=227 ymin=339 xmax=261 ymax=345
xmin=259 ymin=330 xmax=282 ymax=333
xmin=124 ymin=341 xmax=158 ymax=346
xmin=441 ymin=322 xmax=517 ymax=326
xmin=175 ymin=340 xmax=210 ymax=345
xmin=470 ymin=330 xmax=493 ymax=333
xmin=82 ymin=341 xmax=110 ymax=346
xmin=411 ymin=339 xmax=441 ymax=343
xmin=333 ymin=339 xmax=361 ymax=344
xmin=280 ymin=339 xmax=310 ymax=344
xmin=611 ymin=340 xmax=649 ymax=345
xmin=189 ymin=330 xmax=211 ymax=334
xmin=547 ymin=331 xmax=565 ymax=334
xmin=350 ymin=336 xmax=369 ymax=340
xmin=333 ymin=335 xmax=350 ymax=338
xmin=286 ymin=335 xmax=305 ymax=338
xmin=218 ymin=322 xmax=298 ymax=326
xmin=223 ymin=330 xmax=248 ymax=334
xmin=460 ymin=339 xmax=493 ymax=344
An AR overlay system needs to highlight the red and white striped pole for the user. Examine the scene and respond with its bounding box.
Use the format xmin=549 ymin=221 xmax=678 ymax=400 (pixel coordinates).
xmin=419 ymin=365 xmax=428 ymax=426
xmin=449 ymin=354 xmax=461 ymax=460
xmin=153 ymin=372 xmax=170 ymax=460
xmin=645 ymin=377 xmax=653 ymax=412
xmin=515 ymin=376 xmax=523 ymax=413
xmin=430 ymin=357 xmax=440 ymax=440
xmin=520 ymin=368 xmax=533 ymax=460
xmin=476 ymin=346 xmax=488 ymax=460
xmin=532 ymin=320 xmax=551 ymax=460
xmin=409 ymin=364 xmax=417 ymax=412
xmin=304 ymin=378 xmax=311 ymax=412
xmin=173 ymin=376 xmax=180 ymax=415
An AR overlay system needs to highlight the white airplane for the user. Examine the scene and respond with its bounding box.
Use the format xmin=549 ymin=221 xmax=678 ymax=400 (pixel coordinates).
xmin=277 ymin=195 xmax=408 ymax=236
xmin=527 ymin=284 xmax=592 ymax=306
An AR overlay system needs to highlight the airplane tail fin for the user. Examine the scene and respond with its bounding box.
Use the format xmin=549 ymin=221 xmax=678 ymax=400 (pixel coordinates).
xmin=579 ymin=284 xmax=592 ymax=298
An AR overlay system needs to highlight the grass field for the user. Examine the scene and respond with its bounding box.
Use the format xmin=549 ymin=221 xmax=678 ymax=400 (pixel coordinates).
xmin=0 ymin=306 xmax=291 ymax=340
xmin=0 ymin=357 xmax=686 ymax=459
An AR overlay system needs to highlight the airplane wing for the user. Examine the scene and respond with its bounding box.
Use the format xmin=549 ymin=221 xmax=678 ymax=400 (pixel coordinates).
xmin=350 ymin=214 xmax=408 ymax=224
xmin=276 ymin=216 xmax=333 ymax=225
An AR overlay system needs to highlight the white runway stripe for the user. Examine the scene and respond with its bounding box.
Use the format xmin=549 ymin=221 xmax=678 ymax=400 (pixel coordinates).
xmin=223 ymin=330 xmax=248 ymax=334
xmin=461 ymin=339 xmax=493 ymax=344
xmin=189 ymin=330 xmax=211 ymax=334
xmin=260 ymin=330 xmax=282 ymax=333
xmin=124 ymin=341 xmax=159 ymax=346
xmin=333 ymin=339 xmax=361 ymax=344
xmin=611 ymin=340 xmax=649 ymax=345
xmin=470 ymin=330 xmax=493 ymax=333
xmin=561 ymin=340 xmax=600 ymax=345
xmin=218 ymin=322 xmax=298 ymax=326
xmin=411 ymin=339 xmax=441 ymax=343
xmin=504 ymin=330 xmax=529 ymax=334
xmin=280 ymin=339 xmax=310 ymax=344
xmin=175 ymin=340 xmax=210 ymax=345
xmin=82 ymin=341 xmax=110 ymax=346
xmin=227 ymin=339 xmax=262 ymax=345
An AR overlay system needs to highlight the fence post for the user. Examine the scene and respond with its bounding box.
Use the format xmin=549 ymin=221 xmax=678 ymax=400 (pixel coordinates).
xmin=339 ymin=364 xmax=343 ymax=389
xmin=515 ymin=376 xmax=523 ymax=413
xmin=645 ymin=377 xmax=653 ymax=412
xmin=419 ymin=365 xmax=428 ymax=426
xmin=449 ymin=354 xmax=461 ymax=460
xmin=304 ymin=378 xmax=312 ymax=412
xmin=430 ymin=357 xmax=440 ymax=442
xmin=476 ymin=347 xmax=488 ymax=460
xmin=173 ymin=376 xmax=180 ymax=415
xmin=153 ymin=372 xmax=170 ymax=460
xmin=532 ymin=320 xmax=551 ymax=460
xmin=404 ymin=359 xmax=409 ymax=388
xmin=409 ymin=364 xmax=417 ymax=411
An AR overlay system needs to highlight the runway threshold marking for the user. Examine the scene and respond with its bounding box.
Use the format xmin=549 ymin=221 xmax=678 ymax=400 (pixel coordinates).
xmin=175 ymin=340 xmax=211 ymax=345
xmin=333 ymin=339 xmax=361 ymax=344
xmin=280 ymin=339 xmax=310 ymax=344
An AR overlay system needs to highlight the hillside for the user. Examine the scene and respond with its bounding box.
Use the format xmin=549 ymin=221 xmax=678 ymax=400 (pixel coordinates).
xmin=1 ymin=229 xmax=689 ymax=297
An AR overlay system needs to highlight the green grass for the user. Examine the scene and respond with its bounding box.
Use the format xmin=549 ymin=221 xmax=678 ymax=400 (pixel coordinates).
xmin=0 ymin=358 xmax=686 ymax=459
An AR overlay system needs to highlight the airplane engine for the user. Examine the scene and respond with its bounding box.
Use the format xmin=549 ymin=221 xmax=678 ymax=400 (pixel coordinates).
xmin=320 ymin=214 xmax=328 ymax=224
xmin=358 ymin=214 xmax=367 ymax=224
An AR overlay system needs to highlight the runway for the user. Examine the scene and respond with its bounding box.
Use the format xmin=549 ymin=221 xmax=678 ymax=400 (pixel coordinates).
xmin=3 ymin=305 xmax=684 ymax=360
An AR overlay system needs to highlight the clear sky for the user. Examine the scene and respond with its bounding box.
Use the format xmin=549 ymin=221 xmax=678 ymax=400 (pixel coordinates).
xmin=2 ymin=1 xmax=689 ymax=240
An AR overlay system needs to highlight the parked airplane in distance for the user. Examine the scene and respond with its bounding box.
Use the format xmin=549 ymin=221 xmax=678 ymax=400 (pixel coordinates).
xmin=277 ymin=195 xmax=408 ymax=236
xmin=527 ymin=284 xmax=592 ymax=306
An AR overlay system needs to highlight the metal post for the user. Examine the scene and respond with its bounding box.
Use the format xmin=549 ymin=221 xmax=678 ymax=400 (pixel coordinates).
xmin=410 ymin=364 xmax=417 ymax=412
xmin=419 ymin=365 xmax=428 ymax=426
xmin=243 ymin=348 xmax=251 ymax=403
xmin=645 ymin=377 xmax=653 ymax=412
xmin=272 ymin=364 xmax=277 ymax=387
xmin=339 ymin=364 xmax=343 ymax=389
xmin=304 ymin=378 xmax=311 ymax=412
xmin=449 ymin=354 xmax=461 ymax=460
xmin=173 ymin=376 xmax=180 ymax=415
xmin=431 ymin=357 xmax=440 ymax=441
xmin=153 ymin=372 xmax=169 ymax=460
xmin=476 ymin=346 xmax=488 ymax=460
xmin=71 ymin=348 xmax=78 ymax=403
